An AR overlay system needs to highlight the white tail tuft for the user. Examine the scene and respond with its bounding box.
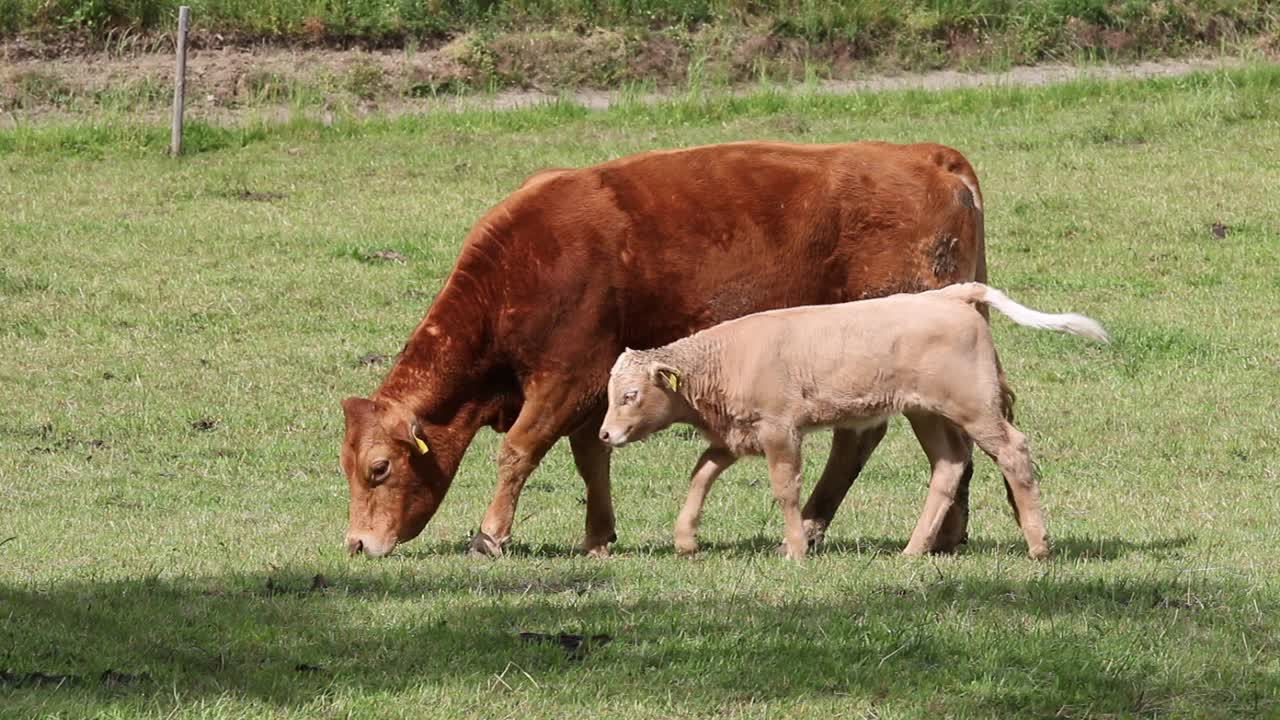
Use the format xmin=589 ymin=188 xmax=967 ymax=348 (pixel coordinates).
xmin=943 ymin=283 xmax=1109 ymax=343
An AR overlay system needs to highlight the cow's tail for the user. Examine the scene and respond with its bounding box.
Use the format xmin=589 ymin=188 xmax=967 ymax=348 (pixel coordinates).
xmin=938 ymin=283 xmax=1110 ymax=343
xmin=961 ymin=173 xmax=1016 ymax=421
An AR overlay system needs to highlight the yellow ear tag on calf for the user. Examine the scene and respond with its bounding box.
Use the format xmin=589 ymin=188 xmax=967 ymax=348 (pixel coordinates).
xmin=665 ymin=373 xmax=680 ymax=392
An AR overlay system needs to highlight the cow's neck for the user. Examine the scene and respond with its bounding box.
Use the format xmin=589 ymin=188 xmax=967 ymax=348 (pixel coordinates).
xmin=374 ymin=268 xmax=494 ymax=429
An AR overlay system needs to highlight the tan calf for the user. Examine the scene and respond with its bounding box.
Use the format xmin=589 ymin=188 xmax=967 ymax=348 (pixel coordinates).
xmin=599 ymin=283 xmax=1107 ymax=560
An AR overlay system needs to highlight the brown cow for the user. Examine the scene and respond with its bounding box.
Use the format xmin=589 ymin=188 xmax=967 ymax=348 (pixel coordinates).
xmin=599 ymin=283 xmax=1108 ymax=560
xmin=339 ymin=140 xmax=991 ymax=558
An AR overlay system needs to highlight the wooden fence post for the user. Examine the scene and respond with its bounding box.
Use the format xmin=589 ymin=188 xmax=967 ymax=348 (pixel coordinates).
xmin=170 ymin=6 xmax=190 ymax=156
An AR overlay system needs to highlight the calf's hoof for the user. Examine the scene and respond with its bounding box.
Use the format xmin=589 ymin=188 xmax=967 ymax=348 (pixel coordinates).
xmin=584 ymin=543 xmax=611 ymax=559
xmin=674 ymin=538 xmax=699 ymax=557
xmin=777 ymin=542 xmax=806 ymax=561
xmin=465 ymin=531 xmax=504 ymax=558
xmin=1028 ymin=543 xmax=1051 ymax=561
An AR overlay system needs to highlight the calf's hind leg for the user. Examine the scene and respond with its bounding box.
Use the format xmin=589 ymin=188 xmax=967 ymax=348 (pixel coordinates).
xmin=964 ymin=417 xmax=1050 ymax=560
xmin=903 ymin=413 xmax=972 ymax=556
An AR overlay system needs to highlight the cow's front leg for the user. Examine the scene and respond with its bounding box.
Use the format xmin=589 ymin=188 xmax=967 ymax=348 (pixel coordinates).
xmin=801 ymin=423 xmax=888 ymax=547
xmin=568 ymin=413 xmax=616 ymax=558
xmin=468 ymin=383 xmax=581 ymax=558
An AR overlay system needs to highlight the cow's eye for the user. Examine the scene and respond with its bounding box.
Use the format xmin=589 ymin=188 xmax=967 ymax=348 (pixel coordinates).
xmin=623 ymin=390 xmax=638 ymax=404
xmin=370 ymin=459 xmax=391 ymax=485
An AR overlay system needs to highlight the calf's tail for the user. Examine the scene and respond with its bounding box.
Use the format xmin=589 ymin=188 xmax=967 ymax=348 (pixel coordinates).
xmin=938 ymin=282 xmax=1110 ymax=343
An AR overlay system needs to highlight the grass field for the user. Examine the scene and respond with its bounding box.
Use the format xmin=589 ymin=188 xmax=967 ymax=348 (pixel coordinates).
xmin=3 ymin=0 xmax=1275 ymax=49
xmin=3 ymin=0 xmax=1277 ymax=92
xmin=2 ymin=65 xmax=1280 ymax=718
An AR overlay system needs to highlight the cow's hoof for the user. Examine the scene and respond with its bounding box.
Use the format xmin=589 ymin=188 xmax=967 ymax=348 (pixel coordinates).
xmin=934 ymin=522 xmax=968 ymax=552
xmin=901 ymin=543 xmax=928 ymax=557
xmin=583 ymin=530 xmax=615 ymax=558
xmin=803 ymin=518 xmax=828 ymax=548
xmin=465 ymin=531 xmax=504 ymax=558
xmin=1028 ymin=544 xmax=1051 ymax=561
xmin=928 ymin=539 xmax=963 ymax=556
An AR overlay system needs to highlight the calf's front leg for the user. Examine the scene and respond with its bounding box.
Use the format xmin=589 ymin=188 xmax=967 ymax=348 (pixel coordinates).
xmin=674 ymin=447 xmax=737 ymax=555
xmin=763 ymin=435 xmax=807 ymax=560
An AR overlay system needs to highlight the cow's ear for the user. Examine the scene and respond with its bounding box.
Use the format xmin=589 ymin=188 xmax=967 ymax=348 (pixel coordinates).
xmin=341 ymin=397 xmax=379 ymax=424
xmin=648 ymin=362 xmax=681 ymax=393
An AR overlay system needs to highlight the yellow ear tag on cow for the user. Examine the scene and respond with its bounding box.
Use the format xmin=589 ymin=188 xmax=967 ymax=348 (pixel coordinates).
xmin=411 ymin=427 xmax=430 ymax=455
xmin=665 ymin=372 xmax=680 ymax=392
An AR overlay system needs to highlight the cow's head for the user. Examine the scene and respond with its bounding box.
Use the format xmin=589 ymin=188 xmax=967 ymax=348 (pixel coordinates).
xmin=339 ymin=397 xmax=444 ymax=557
xmin=599 ymin=349 xmax=684 ymax=448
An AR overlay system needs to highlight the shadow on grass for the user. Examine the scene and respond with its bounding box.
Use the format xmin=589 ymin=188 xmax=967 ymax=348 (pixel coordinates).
xmin=397 ymin=532 xmax=1197 ymax=563
xmin=2 ymin=555 xmax=1272 ymax=717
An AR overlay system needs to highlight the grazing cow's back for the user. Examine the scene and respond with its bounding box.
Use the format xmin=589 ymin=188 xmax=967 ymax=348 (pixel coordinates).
xmin=339 ymin=141 xmax=988 ymax=558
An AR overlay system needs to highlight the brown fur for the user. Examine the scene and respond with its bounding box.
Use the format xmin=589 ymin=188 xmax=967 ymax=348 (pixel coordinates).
xmin=600 ymin=283 xmax=1107 ymax=560
xmin=339 ymin=140 xmax=988 ymax=558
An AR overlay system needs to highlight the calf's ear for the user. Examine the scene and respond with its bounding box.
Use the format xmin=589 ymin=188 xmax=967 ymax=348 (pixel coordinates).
xmin=648 ymin=362 xmax=681 ymax=392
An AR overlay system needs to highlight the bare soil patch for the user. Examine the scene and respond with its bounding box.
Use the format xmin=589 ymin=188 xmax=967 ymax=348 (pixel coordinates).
xmin=0 ymin=40 xmax=1252 ymax=128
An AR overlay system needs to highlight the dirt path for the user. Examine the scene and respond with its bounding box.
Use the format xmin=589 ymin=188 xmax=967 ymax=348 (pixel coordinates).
xmin=478 ymin=58 xmax=1238 ymax=111
xmin=0 ymin=48 xmax=1242 ymax=129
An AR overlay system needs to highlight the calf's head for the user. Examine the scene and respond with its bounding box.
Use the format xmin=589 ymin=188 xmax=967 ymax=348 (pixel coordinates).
xmin=600 ymin=350 xmax=684 ymax=448
xmin=339 ymin=397 xmax=444 ymax=557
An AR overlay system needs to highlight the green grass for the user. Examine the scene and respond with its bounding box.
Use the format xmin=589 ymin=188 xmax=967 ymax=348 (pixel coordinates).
xmin=3 ymin=0 xmax=1277 ymax=74
xmin=3 ymin=0 xmax=1274 ymax=42
xmin=2 ymin=65 xmax=1280 ymax=718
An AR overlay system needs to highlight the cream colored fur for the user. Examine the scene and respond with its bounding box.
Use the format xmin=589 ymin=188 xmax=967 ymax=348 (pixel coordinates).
xmin=600 ymin=283 xmax=1107 ymax=560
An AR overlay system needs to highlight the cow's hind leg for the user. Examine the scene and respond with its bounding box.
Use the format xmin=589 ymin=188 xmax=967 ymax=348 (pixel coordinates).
xmin=934 ymin=461 xmax=973 ymax=551
xmin=469 ymin=381 xmax=585 ymax=558
xmin=964 ymin=417 xmax=1049 ymax=560
xmin=569 ymin=412 xmax=616 ymax=558
xmin=801 ymin=423 xmax=887 ymax=547
xmin=674 ymin=447 xmax=737 ymax=555
xmin=903 ymin=413 xmax=972 ymax=556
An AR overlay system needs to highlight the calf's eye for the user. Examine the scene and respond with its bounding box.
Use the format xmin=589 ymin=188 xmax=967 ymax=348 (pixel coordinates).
xmin=623 ymin=390 xmax=638 ymax=404
xmin=370 ymin=459 xmax=391 ymax=484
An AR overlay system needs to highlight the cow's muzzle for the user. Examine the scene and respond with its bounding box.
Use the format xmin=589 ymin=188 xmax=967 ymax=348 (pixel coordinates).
xmin=345 ymin=532 xmax=395 ymax=558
